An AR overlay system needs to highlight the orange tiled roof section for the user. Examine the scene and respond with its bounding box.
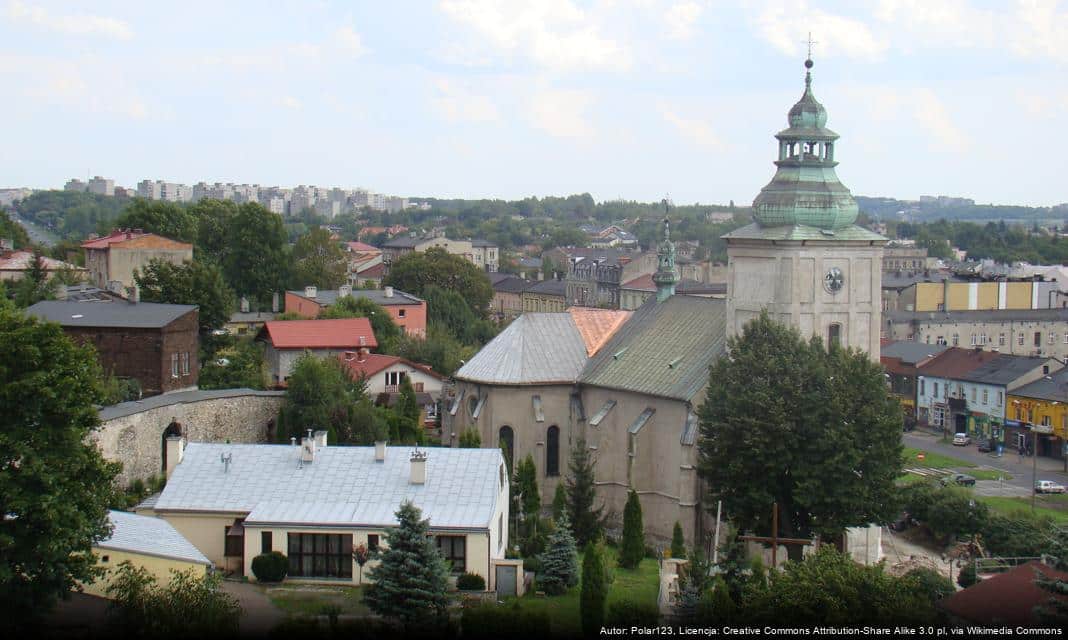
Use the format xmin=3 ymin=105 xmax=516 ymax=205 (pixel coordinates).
xmin=621 ymin=273 xmax=656 ymax=291
xmin=81 ymin=230 xmax=191 ymax=251
xmin=569 ymin=307 xmax=632 ymax=357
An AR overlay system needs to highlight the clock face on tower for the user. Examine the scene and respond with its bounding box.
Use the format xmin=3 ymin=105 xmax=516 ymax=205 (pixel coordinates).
xmin=824 ymin=267 xmax=844 ymax=294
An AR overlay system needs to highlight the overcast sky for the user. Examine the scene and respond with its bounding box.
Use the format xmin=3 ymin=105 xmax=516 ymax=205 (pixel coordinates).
xmin=2 ymin=0 xmax=1066 ymax=206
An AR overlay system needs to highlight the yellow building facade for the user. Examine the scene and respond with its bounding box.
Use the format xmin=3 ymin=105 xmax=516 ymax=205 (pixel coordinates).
xmin=911 ymin=281 xmax=1050 ymax=313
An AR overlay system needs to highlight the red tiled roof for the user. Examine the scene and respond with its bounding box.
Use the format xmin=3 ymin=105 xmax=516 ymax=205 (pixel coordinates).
xmin=916 ymin=347 xmax=1000 ymax=379
xmin=346 ymin=241 xmax=380 ymax=253
xmin=621 ymin=273 xmax=656 ymax=291
xmin=0 ymin=251 xmax=84 ymax=272
xmin=261 ymin=318 xmax=377 ymax=349
xmin=569 ymin=307 xmax=632 ymax=356
xmin=357 ymin=263 xmax=385 ymax=277
xmin=881 ymin=356 xmax=913 ymax=377
xmin=81 ymin=229 xmax=191 ymax=251
xmin=338 ymin=352 xmax=443 ymax=380
xmin=941 ymin=561 xmax=1068 ymax=625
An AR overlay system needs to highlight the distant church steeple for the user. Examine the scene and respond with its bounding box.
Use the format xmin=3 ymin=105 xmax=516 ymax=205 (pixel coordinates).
xmin=653 ymin=203 xmax=679 ymax=303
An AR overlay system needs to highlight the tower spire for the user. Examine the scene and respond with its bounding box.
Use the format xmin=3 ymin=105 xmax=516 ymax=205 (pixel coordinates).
xmin=653 ymin=200 xmax=679 ymax=303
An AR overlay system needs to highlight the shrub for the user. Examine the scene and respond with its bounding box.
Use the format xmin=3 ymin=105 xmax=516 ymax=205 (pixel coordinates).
xmin=957 ymin=562 xmax=978 ymax=588
xmin=903 ymin=567 xmax=955 ymax=602
xmin=580 ymin=542 xmax=607 ymax=636
xmin=671 ymin=521 xmax=686 ymax=559
xmin=523 ymin=556 xmax=543 ymax=573
xmin=461 ymin=601 xmax=550 ymax=639
xmin=618 ymin=490 xmax=645 ymax=569
xmin=456 ymin=572 xmax=486 ymax=591
xmin=251 ymin=551 xmax=288 ymax=582
xmin=607 ymin=599 xmax=660 ymax=627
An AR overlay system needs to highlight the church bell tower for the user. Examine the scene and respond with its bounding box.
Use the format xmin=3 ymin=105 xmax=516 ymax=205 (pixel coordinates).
xmin=723 ymin=56 xmax=886 ymax=360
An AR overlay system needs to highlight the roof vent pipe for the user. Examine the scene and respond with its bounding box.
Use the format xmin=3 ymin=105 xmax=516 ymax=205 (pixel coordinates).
xmin=375 ymin=440 xmax=386 ymax=462
xmin=410 ymin=449 xmax=427 ymax=484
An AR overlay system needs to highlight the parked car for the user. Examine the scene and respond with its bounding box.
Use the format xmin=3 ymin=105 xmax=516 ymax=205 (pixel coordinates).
xmin=941 ymin=473 xmax=976 ymax=487
xmin=953 ymin=432 xmax=971 ymax=446
xmin=977 ymin=439 xmax=994 ymax=453
xmin=1035 ymin=480 xmax=1067 ymax=494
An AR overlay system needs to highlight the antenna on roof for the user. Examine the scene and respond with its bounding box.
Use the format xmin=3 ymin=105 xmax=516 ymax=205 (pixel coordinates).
xmin=220 ymin=452 xmax=232 ymax=473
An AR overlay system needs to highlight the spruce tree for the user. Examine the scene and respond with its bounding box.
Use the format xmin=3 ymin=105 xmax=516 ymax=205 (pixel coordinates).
xmin=552 ymin=483 xmax=567 ymax=521
xmin=364 ymin=501 xmax=450 ymax=630
xmin=618 ymin=489 xmax=644 ymax=569
xmin=566 ymin=438 xmax=604 ymax=547
xmin=671 ymin=521 xmax=687 ymax=559
xmin=515 ymin=454 xmax=540 ymax=518
xmin=537 ymin=513 xmax=579 ymax=595
xmin=580 ymin=541 xmax=607 ymax=636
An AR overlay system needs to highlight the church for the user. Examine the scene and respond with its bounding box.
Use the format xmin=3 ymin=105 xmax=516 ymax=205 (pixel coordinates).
xmin=442 ymin=58 xmax=887 ymax=544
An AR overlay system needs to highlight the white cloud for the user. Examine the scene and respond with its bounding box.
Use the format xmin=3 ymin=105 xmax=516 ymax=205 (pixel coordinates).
xmin=432 ymin=78 xmax=500 ymax=123
xmin=663 ymin=1 xmax=703 ymax=41
xmin=438 ymin=0 xmax=630 ymax=71
xmin=1011 ymin=0 xmax=1068 ymax=64
xmin=755 ymin=1 xmax=887 ymax=61
xmin=334 ymin=26 xmax=368 ymax=57
xmin=847 ymin=85 xmax=969 ymax=154
xmin=909 ymin=89 xmax=968 ymax=153
xmin=277 ymin=96 xmax=302 ymax=110
xmin=874 ymin=0 xmax=997 ymax=50
xmin=4 ymin=0 xmax=133 ymax=40
xmin=659 ymin=103 xmax=723 ymax=149
xmin=527 ymin=87 xmax=596 ymax=139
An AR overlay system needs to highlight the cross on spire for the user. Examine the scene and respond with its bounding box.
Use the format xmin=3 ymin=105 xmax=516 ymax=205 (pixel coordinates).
xmin=805 ymin=32 xmax=818 ymax=60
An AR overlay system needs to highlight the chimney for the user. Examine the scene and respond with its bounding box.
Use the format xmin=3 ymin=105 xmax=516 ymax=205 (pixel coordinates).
xmin=410 ymin=449 xmax=427 ymax=484
xmin=305 ymin=285 xmax=318 ymax=298
xmin=375 ymin=440 xmax=387 ymax=462
xmin=384 ymin=286 xmax=394 ymax=298
xmin=55 ymin=285 xmax=68 ymax=301
xmin=127 ymin=284 xmax=140 ymax=304
xmin=240 ymin=296 xmax=250 ymax=313
xmin=272 ymin=291 xmax=280 ymax=313
xmin=357 ymin=348 xmax=368 ymax=362
xmin=339 ymin=284 xmax=352 ymax=298
xmin=165 ymin=436 xmax=185 ymax=479
xmin=314 ymin=429 xmax=328 ymax=448
xmin=343 ymin=350 xmax=357 ymax=361
xmin=301 ymin=436 xmax=316 ymax=464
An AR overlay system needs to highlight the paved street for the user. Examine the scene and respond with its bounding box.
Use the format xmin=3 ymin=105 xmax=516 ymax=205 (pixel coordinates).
xmin=11 ymin=211 xmax=57 ymax=247
xmin=903 ymin=429 xmax=1067 ymax=495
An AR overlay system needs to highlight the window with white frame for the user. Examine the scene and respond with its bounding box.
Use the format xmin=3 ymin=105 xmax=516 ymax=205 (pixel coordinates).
xmin=970 ymin=334 xmax=977 ymax=346
xmin=1042 ymin=415 xmax=1052 ymax=427
xmin=181 ymin=352 xmax=190 ymax=376
xmin=982 ymin=389 xmax=988 ymax=404
xmin=952 ymin=334 xmax=960 ymax=346
xmin=171 ymin=353 xmax=179 ymax=378
xmin=999 ymin=333 xmax=1006 ymax=346
xmin=932 ymin=405 xmax=945 ymax=427
xmin=385 ymin=371 xmax=407 ymax=387
xmin=1018 ymin=333 xmax=1025 ymax=346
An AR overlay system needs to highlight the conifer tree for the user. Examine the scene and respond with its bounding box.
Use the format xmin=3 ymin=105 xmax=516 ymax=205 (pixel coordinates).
xmin=364 ymin=501 xmax=450 ymax=629
xmin=538 ymin=513 xmax=579 ymax=595
xmin=566 ymin=438 xmax=604 ymax=547
xmin=458 ymin=427 xmax=481 ymax=448
xmin=552 ymin=483 xmax=567 ymax=521
xmin=619 ymin=489 xmax=645 ymax=569
xmin=515 ymin=454 xmax=540 ymax=518
xmin=671 ymin=521 xmax=687 ymax=559
xmin=580 ymin=541 xmax=607 ymax=635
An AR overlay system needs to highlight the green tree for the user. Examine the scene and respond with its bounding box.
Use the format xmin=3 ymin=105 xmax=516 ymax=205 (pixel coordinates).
xmin=223 ymin=202 xmax=289 ymax=306
xmin=618 ymin=490 xmax=645 ymax=569
xmin=0 ymin=307 xmax=120 ymax=630
xmin=363 ymin=501 xmax=450 ymax=630
xmin=514 ymin=454 xmax=540 ymax=519
xmin=134 ymin=258 xmax=235 ymax=331
xmin=421 ymin=284 xmax=497 ymax=345
xmin=113 ymin=199 xmax=199 ymax=243
xmin=458 ymin=428 xmax=482 ymax=448
xmin=384 ymin=247 xmax=494 ymax=318
xmin=0 ymin=208 xmax=31 ymax=248
xmin=321 ymin=294 xmax=403 ymax=353
xmin=698 ymin=311 xmax=902 ymax=555
xmin=394 ymin=325 xmax=474 ymax=377
xmin=566 ymin=438 xmax=604 ymax=547
xmin=277 ymin=354 xmax=367 ymax=443
xmin=552 ymin=483 xmax=567 ymax=522
xmin=538 ymin=513 xmax=579 ymax=595
xmin=903 ymin=567 xmax=955 ymax=602
xmin=290 ymin=227 xmax=348 ymax=290
xmin=396 ymin=376 xmax=421 ymax=423
xmin=105 ymin=562 xmax=241 ymax=637
xmin=12 ymin=248 xmax=57 ymax=307
xmin=671 ymin=521 xmax=687 ymax=559
xmin=190 ymin=199 xmax=237 ymax=265
xmin=197 ymin=338 xmax=266 ymax=390
xmin=580 ymin=541 xmax=608 ymax=635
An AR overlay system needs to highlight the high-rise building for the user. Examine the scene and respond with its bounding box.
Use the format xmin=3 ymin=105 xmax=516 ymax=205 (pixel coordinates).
xmin=87 ymin=176 xmax=115 ymax=196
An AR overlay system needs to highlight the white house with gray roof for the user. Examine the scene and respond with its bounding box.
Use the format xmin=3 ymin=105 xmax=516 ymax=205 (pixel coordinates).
xmin=141 ymin=438 xmax=513 ymax=591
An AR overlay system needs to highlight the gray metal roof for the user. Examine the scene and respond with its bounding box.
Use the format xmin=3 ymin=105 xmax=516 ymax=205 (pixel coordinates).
xmin=288 ymin=289 xmax=423 ymax=306
xmin=958 ymin=354 xmax=1058 ymax=386
xmin=492 ymin=276 xmax=532 ymax=294
xmin=880 ymin=341 xmax=949 ymax=364
xmin=99 ymin=510 xmax=211 ymax=565
xmin=27 ymin=300 xmax=197 ymax=329
xmin=886 ymin=308 xmax=1068 ymax=323
xmin=722 ymin=223 xmax=886 ymax=242
xmin=525 ymin=279 xmax=567 ymax=296
xmin=155 ymin=443 xmax=504 ymax=530
xmin=579 ymin=295 xmax=727 ymax=402
xmin=454 ymin=313 xmax=588 ymax=385
xmin=1012 ymin=368 xmax=1068 ymax=403
xmin=99 ymin=389 xmax=284 ymax=421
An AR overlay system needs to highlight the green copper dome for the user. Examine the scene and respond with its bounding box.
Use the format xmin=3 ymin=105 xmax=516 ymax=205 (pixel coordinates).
xmin=752 ymin=59 xmax=858 ymax=230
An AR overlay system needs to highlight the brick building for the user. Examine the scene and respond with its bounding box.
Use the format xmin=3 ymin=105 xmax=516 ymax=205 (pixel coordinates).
xmin=27 ymin=300 xmax=199 ymax=396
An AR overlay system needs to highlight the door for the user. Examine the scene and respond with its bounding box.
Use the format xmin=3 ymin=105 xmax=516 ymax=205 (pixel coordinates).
xmin=495 ymin=565 xmax=517 ymax=598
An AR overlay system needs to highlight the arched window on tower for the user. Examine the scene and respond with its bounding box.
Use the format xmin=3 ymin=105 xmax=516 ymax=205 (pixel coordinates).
xmin=828 ymin=323 xmax=841 ymax=349
xmin=546 ymin=426 xmax=560 ymax=477
xmin=499 ymin=426 xmax=514 ymax=470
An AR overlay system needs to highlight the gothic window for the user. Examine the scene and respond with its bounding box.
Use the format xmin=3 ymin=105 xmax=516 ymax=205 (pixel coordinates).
xmin=499 ymin=426 xmax=514 ymax=468
xmin=546 ymin=426 xmax=560 ymax=477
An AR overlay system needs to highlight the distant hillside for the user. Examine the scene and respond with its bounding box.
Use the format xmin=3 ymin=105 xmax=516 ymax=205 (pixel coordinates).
xmin=857 ymin=196 xmax=1068 ymax=223
xmin=13 ymin=190 xmax=130 ymax=241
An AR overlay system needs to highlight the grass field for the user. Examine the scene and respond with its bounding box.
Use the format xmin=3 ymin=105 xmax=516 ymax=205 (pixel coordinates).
xmin=504 ymin=546 xmax=660 ymax=636
xmin=969 ymin=469 xmax=1013 ymax=481
xmin=266 ymin=584 xmax=370 ymax=618
xmin=902 ymin=447 xmax=975 ymax=469
xmin=975 ymin=495 xmax=1068 ymax=523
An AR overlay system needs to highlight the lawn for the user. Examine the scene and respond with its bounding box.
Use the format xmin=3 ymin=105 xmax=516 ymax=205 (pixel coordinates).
xmin=902 ymin=447 xmax=976 ymax=469
xmin=503 ymin=545 xmax=660 ymax=636
xmin=266 ymin=584 xmax=370 ymax=618
xmin=968 ymin=469 xmax=1012 ymax=481
xmin=975 ymin=496 xmax=1068 ymax=523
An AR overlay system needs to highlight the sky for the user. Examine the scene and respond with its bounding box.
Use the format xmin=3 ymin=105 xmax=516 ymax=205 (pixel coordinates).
xmin=1 ymin=1 xmax=1067 ymax=207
